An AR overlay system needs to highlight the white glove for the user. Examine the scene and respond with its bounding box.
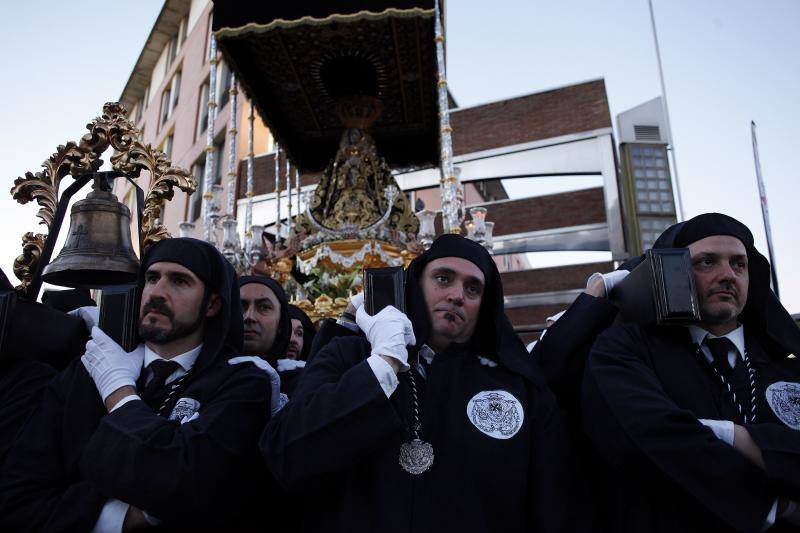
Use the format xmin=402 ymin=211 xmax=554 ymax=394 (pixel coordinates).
xmin=355 ymin=305 xmax=416 ymax=371
xmin=277 ymin=358 xmax=306 ymax=372
xmin=349 ymin=292 xmax=364 ymax=310
xmin=587 ymin=270 xmax=630 ymax=297
xmin=228 ymin=356 xmax=286 ymax=415
xmin=81 ymin=326 xmax=144 ymax=402
xmin=69 ymin=305 xmax=100 ymax=329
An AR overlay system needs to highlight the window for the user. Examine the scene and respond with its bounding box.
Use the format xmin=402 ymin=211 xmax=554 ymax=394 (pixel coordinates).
xmin=132 ymin=99 xmax=143 ymax=124
xmin=161 ymin=134 xmax=174 ymax=160
xmin=217 ymin=60 xmax=231 ymax=109
xmin=196 ymin=79 xmax=210 ymax=138
xmin=212 ymin=138 xmax=224 ymax=183
xmin=178 ymin=17 xmax=187 ymax=44
xmin=189 ymin=160 xmax=205 ymax=221
xmin=158 ymin=71 xmax=181 ymax=130
xmin=166 ymin=36 xmax=179 ymax=72
xmin=629 ymin=144 xmax=674 ymax=215
xmin=205 ymin=12 xmax=214 ymax=61
xmin=159 ymin=90 xmax=171 ymax=129
xmin=639 ymin=217 xmax=675 ymax=250
xmin=188 ymin=139 xmax=224 ymax=221
xmin=165 ymin=19 xmax=186 ymax=73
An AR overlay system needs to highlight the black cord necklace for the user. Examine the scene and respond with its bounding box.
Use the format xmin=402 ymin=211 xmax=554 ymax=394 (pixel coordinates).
xmin=398 ymin=368 xmax=434 ymax=475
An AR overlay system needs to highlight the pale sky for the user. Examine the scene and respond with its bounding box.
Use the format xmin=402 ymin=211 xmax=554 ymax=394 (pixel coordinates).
xmin=1 ymin=1 xmax=798 ymax=312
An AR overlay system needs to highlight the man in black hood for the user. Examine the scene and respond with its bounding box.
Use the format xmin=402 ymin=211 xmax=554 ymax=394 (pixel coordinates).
xmin=0 ymin=238 xmax=273 ymax=531
xmin=271 ymin=304 xmax=315 ymax=397
xmin=286 ymin=304 xmax=315 ymax=361
xmin=238 ymin=275 xmax=306 ymax=398
xmin=582 ymin=213 xmax=800 ymax=532
xmin=240 ymin=275 xmax=292 ymax=364
xmin=262 ymin=234 xmax=587 ymax=533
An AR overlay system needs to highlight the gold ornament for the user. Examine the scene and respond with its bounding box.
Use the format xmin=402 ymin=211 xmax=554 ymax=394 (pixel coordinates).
xmin=9 ymin=102 xmax=196 ymax=292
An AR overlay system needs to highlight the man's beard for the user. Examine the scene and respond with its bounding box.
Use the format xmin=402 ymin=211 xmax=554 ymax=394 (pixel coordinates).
xmin=285 ymin=341 xmax=300 ymax=360
xmin=138 ymin=299 xmax=205 ymax=344
xmin=699 ymin=303 xmax=738 ymax=325
xmin=699 ymin=284 xmax=742 ymax=325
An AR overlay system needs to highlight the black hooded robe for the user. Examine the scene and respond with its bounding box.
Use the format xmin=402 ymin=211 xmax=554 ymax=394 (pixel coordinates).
xmin=0 ymin=238 xmax=273 ymax=532
xmin=581 ymin=213 xmax=800 ymax=533
xmin=261 ymin=234 xmax=589 ymax=533
xmin=238 ymin=275 xmax=299 ymax=396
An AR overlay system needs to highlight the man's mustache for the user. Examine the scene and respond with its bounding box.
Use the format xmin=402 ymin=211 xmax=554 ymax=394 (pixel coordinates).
xmin=141 ymin=299 xmax=174 ymax=320
xmin=434 ymin=306 xmax=465 ymax=320
xmin=707 ymin=284 xmax=739 ymax=298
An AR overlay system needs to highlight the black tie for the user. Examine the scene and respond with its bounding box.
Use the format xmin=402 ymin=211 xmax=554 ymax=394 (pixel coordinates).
xmin=705 ymin=336 xmax=752 ymax=421
xmin=705 ymin=337 xmax=735 ymax=380
xmin=138 ymin=360 xmax=181 ymax=411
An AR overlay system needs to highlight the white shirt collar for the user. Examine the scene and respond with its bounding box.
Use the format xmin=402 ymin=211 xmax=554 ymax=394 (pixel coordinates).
xmin=143 ymin=343 xmax=203 ymax=372
xmin=687 ymin=324 xmax=746 ymax=358
xmin=418 ymin=344 xmax=436 ymax=365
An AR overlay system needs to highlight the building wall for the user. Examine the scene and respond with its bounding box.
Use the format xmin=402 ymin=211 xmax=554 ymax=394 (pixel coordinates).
xmin=451 ymin=79 xmax=612 ymax=155
xmin=115 ymin=0 xmax=272 ymax=241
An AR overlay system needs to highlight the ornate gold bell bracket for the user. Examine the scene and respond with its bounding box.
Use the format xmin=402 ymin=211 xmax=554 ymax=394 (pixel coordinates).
xmin=9 ymin=102 xmax=196 ymax=296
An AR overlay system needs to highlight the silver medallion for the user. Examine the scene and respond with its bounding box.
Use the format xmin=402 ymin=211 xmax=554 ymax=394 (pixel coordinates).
xmin=399 ymin=438 xmax=434 ymax=475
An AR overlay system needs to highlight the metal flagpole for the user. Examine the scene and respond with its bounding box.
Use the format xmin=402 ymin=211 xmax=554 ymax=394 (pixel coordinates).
xmin=202 ymin=34 xmax=219 ymax=242
xmin=285 ymin=153 xmax=293 ymax=236
xmin=274 ymin=143 xmax=281 ymax=241
xmin=751 ymin=121 xmax=780 ymax=298
xmin=295 ymin=167 xmax=301 ymax=225
xmin=225 ymin=74 xmax=238 ymax=217
xmin=245 ymin=102 xmax=255 ymax=234
xmin=648 ymin=0 xmax=685 ymax=221
xmin=434 ymin=0 xmax=462 ymax=234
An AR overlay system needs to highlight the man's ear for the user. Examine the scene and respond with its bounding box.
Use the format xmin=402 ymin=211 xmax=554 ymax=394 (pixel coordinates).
xmin=206 ymin=293 xmax=222 ymax=318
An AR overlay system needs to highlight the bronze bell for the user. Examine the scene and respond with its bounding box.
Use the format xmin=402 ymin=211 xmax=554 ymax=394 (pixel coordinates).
xmin=42 ymin=184 xmax=139 ymax=288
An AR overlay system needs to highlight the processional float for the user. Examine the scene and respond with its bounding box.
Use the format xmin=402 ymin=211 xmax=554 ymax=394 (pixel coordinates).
xmin=206 ymin=0 xmax=480 ymax=320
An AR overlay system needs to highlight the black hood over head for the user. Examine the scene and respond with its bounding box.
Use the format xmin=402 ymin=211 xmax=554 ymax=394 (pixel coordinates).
xmin=405 ymin=234 xmax=543 ymax=385
xmin=288 ymin=304 xmax=316 ymax=361
xmin=140 ymin=238 xmax=243 ymax=373
xmin=654 ymin=213 xmax=800 ymax=357
xmin=238 ymin=275 xmax=291 ymax=364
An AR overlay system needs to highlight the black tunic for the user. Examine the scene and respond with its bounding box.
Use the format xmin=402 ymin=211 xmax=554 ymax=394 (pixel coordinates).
xmin=262 ymin=336 xmax=586 ymax=533
xmin=0 ymin=238 xmax=275 ymax=532
xmin=582 ymin=323 xmax=800 ymax=533
xmin=0 ymin=356 xmax=271 ymax=532
xmin=531 ymin=292 xmax=620 ymax=532
xmin=0 ymin=359 xmax=55 ymax=470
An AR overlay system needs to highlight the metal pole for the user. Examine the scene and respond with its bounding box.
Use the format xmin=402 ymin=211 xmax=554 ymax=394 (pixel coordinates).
xmin=751 ymin=121 xmax=780 ymax=298
xmin=285 ymin=154 xmax=293 ymax=235
xmin=648 ymin=0 xmax=684 ymax=221
xmin=295 ymin=167 xmax=301 ymax=223
xmin=274 ymin=143 xmax=281 ymax=241
xmin=434 ymin=0 xmax=461 ymax=234
xmin=202 ymin=34 xmax=219 ymax=242
xmin=225 ymin=74 xmax=238 ymax=217
xmin=245 ymin=101 xmax=255 ymax=234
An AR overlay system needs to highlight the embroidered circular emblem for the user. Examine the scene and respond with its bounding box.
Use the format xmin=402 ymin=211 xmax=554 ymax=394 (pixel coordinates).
xmin=466 ymin=390 xmax=524 ymax=439
xmin=168 ymin=397 xmax=201 ymax=422
xmin=765 ymin=382 xmax=800 ymax=430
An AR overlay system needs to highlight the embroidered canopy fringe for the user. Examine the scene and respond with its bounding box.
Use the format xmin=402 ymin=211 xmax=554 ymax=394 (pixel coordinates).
xmin=213 ymin=7 xmax=434 ymax=39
